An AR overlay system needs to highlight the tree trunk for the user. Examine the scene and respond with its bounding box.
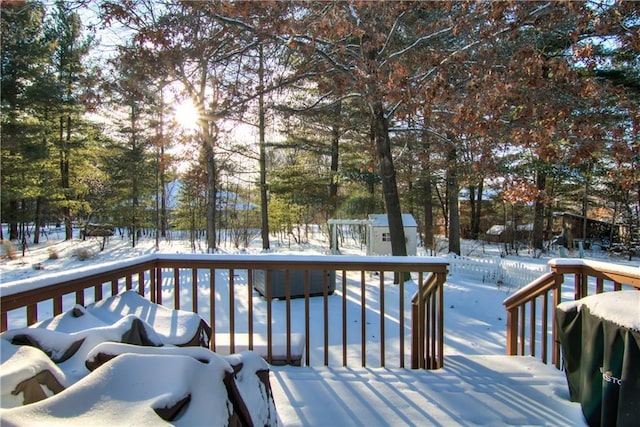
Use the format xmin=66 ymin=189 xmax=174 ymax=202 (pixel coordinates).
xmin=258 ymin=44 xmax=270 ymax=251
xmin=532 ymin=169 xmax=546 ymax=250
xmin=371 ymin=102 xmax=407 ymax=257
xmin=206 ymin=141 xmax=217 ymax=251
xmin=422 ymin=175 xmax=434 ymax=252
xmin=609 ymin=199 xmax=618 ymax=247
xmin=470 ymin=180 xmax=483 ymax=240
xmin=161 ymin=162 xmax=167 ymax=238
xmin=8 ymin=200 xmax=19 ymax=240
xmin=328 ymin=102 xmax=341 ymax=252
xmin=446 ymin=144 xmax=460 ymax=255
xmin=420 ymin=121 xmax=434 ymax=251
xmin=159 ymin=88 xmax=168 ymax=240
xmin=545 ymin=176 xmax=557 ymax=241
xmin=61 ymin=115 xmax=72 ymax=241
xmin=435 ymin=181 xmax=448 ymax=234
xmin=329 ymin=101 xmax=341 ymax=218
xmin=511 ymin=204 xmax=517 ymax=251
xmin=468 ymin=186 xmax=475 ymax=240
xmin=636 ymin=184 xmax=640 ymax=238
xmin=582 ymin=176 xmax=589 ymax=241
xmin=34 ymin=197 xmax=43 ymax=245
xmin=131 ymin=105 xmax=138 ymax=249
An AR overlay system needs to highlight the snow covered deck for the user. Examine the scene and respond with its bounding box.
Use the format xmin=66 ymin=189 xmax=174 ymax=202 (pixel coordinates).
xmin=270 ymin=355 xmax=586 ymax=426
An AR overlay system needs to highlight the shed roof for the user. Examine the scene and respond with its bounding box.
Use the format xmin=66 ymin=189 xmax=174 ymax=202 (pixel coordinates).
xmin=368 ymin=214 xmax=417 ymax=227
xmin=486 ymin=225 xmax=505 ymax=235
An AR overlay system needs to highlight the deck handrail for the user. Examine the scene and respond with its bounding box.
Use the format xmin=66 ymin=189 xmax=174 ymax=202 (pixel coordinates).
xmin=503 ymin=258 xmax=640 ymax=368
xmin=411 ymin=272 xmax=445 ymax=369
xmin=1 ymin=253 xmax=448 ymax=369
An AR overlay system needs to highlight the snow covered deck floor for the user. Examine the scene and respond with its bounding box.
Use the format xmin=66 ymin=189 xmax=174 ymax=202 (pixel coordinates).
xmin=270 ymin=355 xmax=587 ymax=426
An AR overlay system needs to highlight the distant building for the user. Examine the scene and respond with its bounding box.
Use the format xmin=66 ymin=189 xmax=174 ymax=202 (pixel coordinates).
xmin=329 ymin=214 xmax=418 ymax=256
xmin=367 ymin=214 xmax=418 ymax=256
xmin=485 ymin=213 xmax=621 ymax=249
xmin=553 ymin=212 xmax=620 ymax=249
xmin=485 ymin=223 xmax=533 ymax=244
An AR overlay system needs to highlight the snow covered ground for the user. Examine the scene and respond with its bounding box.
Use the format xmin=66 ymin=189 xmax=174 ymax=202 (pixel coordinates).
xmin=1 ymin=228 xmax=637 ymax=425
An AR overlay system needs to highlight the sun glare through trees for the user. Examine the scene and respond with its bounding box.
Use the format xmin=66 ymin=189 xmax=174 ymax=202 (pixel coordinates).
xmin=1 ymin=0 xmax=638 ymax=255
xmin=173 ymin=99 xmax=199 ymax=132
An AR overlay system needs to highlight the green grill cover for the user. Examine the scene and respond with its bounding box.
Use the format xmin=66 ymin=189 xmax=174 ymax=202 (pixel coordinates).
xmin=556 ymin=302 xmax=640 ymax=427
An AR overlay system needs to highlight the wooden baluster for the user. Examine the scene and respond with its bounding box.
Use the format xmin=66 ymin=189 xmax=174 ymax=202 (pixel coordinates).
xmin=342 ymin=271 xmax=348 ymax=367
xmin=380 ymin=271 xmax=385 ymax=367
xmin=138 ymin=271 xmax=145 ymax=296
xmin=438 ymin=275 xmax=444 ymax=368
xmin=506 ymin=306 xmax=518 ymax=356
xmin=266 ymin=271 xmax=272 ymax=364
xmin=285 ymin=270 xmax=291 ymax=365
xmin=596 ymin=277 xmax=604 ymax=294
xmin=552 ymin=285 xmax=562 ymax=368
xmin=530 ymin=298 xmax=536 ymax=357
xmin=430 ymin=292 xmax=437 ymax=369
xmin=155 ymin=269 xmax=162 ymax=305
xmin=174 ymin=268 xmax=180 ymax=310
xmin=209 ymin=269 xmax=216 ymax=352
xmin=399 ymin=274 xmax=405 ymax=368
xmin=191 ymin=268 xmax=198 ymax=313
xmin=361 ymin=270 xmax=366 ymax=367
xmin=229 ymin=269 xmax=235 ymax=354
xmin=305 ymin=270 xmax=311 ymax=367
xmin=323 ymin=269 xmax=329 ymax=366
xmin=53 ymin=296 xmax=63 ymax=317
xmin=519 ymin=305 xmax=525 ymax=356
xmin=27 ymin=304 xmax=37 ymax=326
xmin=95 ymin=283 xmax=103 ymax=304
xmin=542 ymin=292 xmax=548 ymax=364
xmin=248 ymin=269 xmax=254 ymax=352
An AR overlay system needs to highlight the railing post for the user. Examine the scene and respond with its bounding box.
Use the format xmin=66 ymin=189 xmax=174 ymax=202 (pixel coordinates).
xmin=360 ymin=270 xmax=366 ymax=368
xmin=156 ymin=266 xmax=162 ymax=305
xmin=541 ymin=292 xmax=548 ymax=364
xmin=399 ymin=275 xmax=405 ymax=368
xmin=27 ymin=304 xmax=37 ymax=326
xmin=552 ymin=276 xmax=562 ymax=368
xmin=506 ymin=307 xmax=519 ymax=355
xmin=174 ymin=268 xmax=180 ymax=310
xmin=574 ymin=268 xmax=587 ymax=300
xmin=411 ymin=273 xmax=424 ymax=369
xmin=436 ymin=271 xmax=445 ymax=369
xmin=379 ymin=271 xmax=385 ymax=367
xmin=209 ymin=268 xmax=216 ymax=352
xmin=529 ymin=298 xmax=536 ymax=357
xmin=341 ymin=271 xmax=347 ymax=367
xmin=410 ymin=270 xmax=445 ymax=370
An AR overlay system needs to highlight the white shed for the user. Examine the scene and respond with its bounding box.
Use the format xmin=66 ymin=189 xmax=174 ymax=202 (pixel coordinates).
xmin=367 ymin=213 xmax=418 ymax=256
xmin=328 ymin=214 xmax=418 ymax=256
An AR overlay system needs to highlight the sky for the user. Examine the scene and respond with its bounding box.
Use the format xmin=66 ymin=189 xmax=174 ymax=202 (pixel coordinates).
xmin=1 ymin=228 xmax=637 ymax=425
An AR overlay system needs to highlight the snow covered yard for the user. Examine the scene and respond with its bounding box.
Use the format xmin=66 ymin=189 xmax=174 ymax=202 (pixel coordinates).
xmin=2 ymin=230 xmax=637 ymax=425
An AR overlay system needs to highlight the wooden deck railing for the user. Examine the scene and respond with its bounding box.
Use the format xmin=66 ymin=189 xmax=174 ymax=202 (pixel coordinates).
xmin=0 ymin=254 xmax=448 ymax=369
xmin=503 ymin=259 xmax=640 ymax=368
xmin=411 ymin=272 xmax=444 ymax=369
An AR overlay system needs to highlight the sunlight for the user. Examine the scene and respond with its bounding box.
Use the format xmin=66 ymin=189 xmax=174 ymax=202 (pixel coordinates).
xmin=173 ymin=99 xmax=199 ymax=131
